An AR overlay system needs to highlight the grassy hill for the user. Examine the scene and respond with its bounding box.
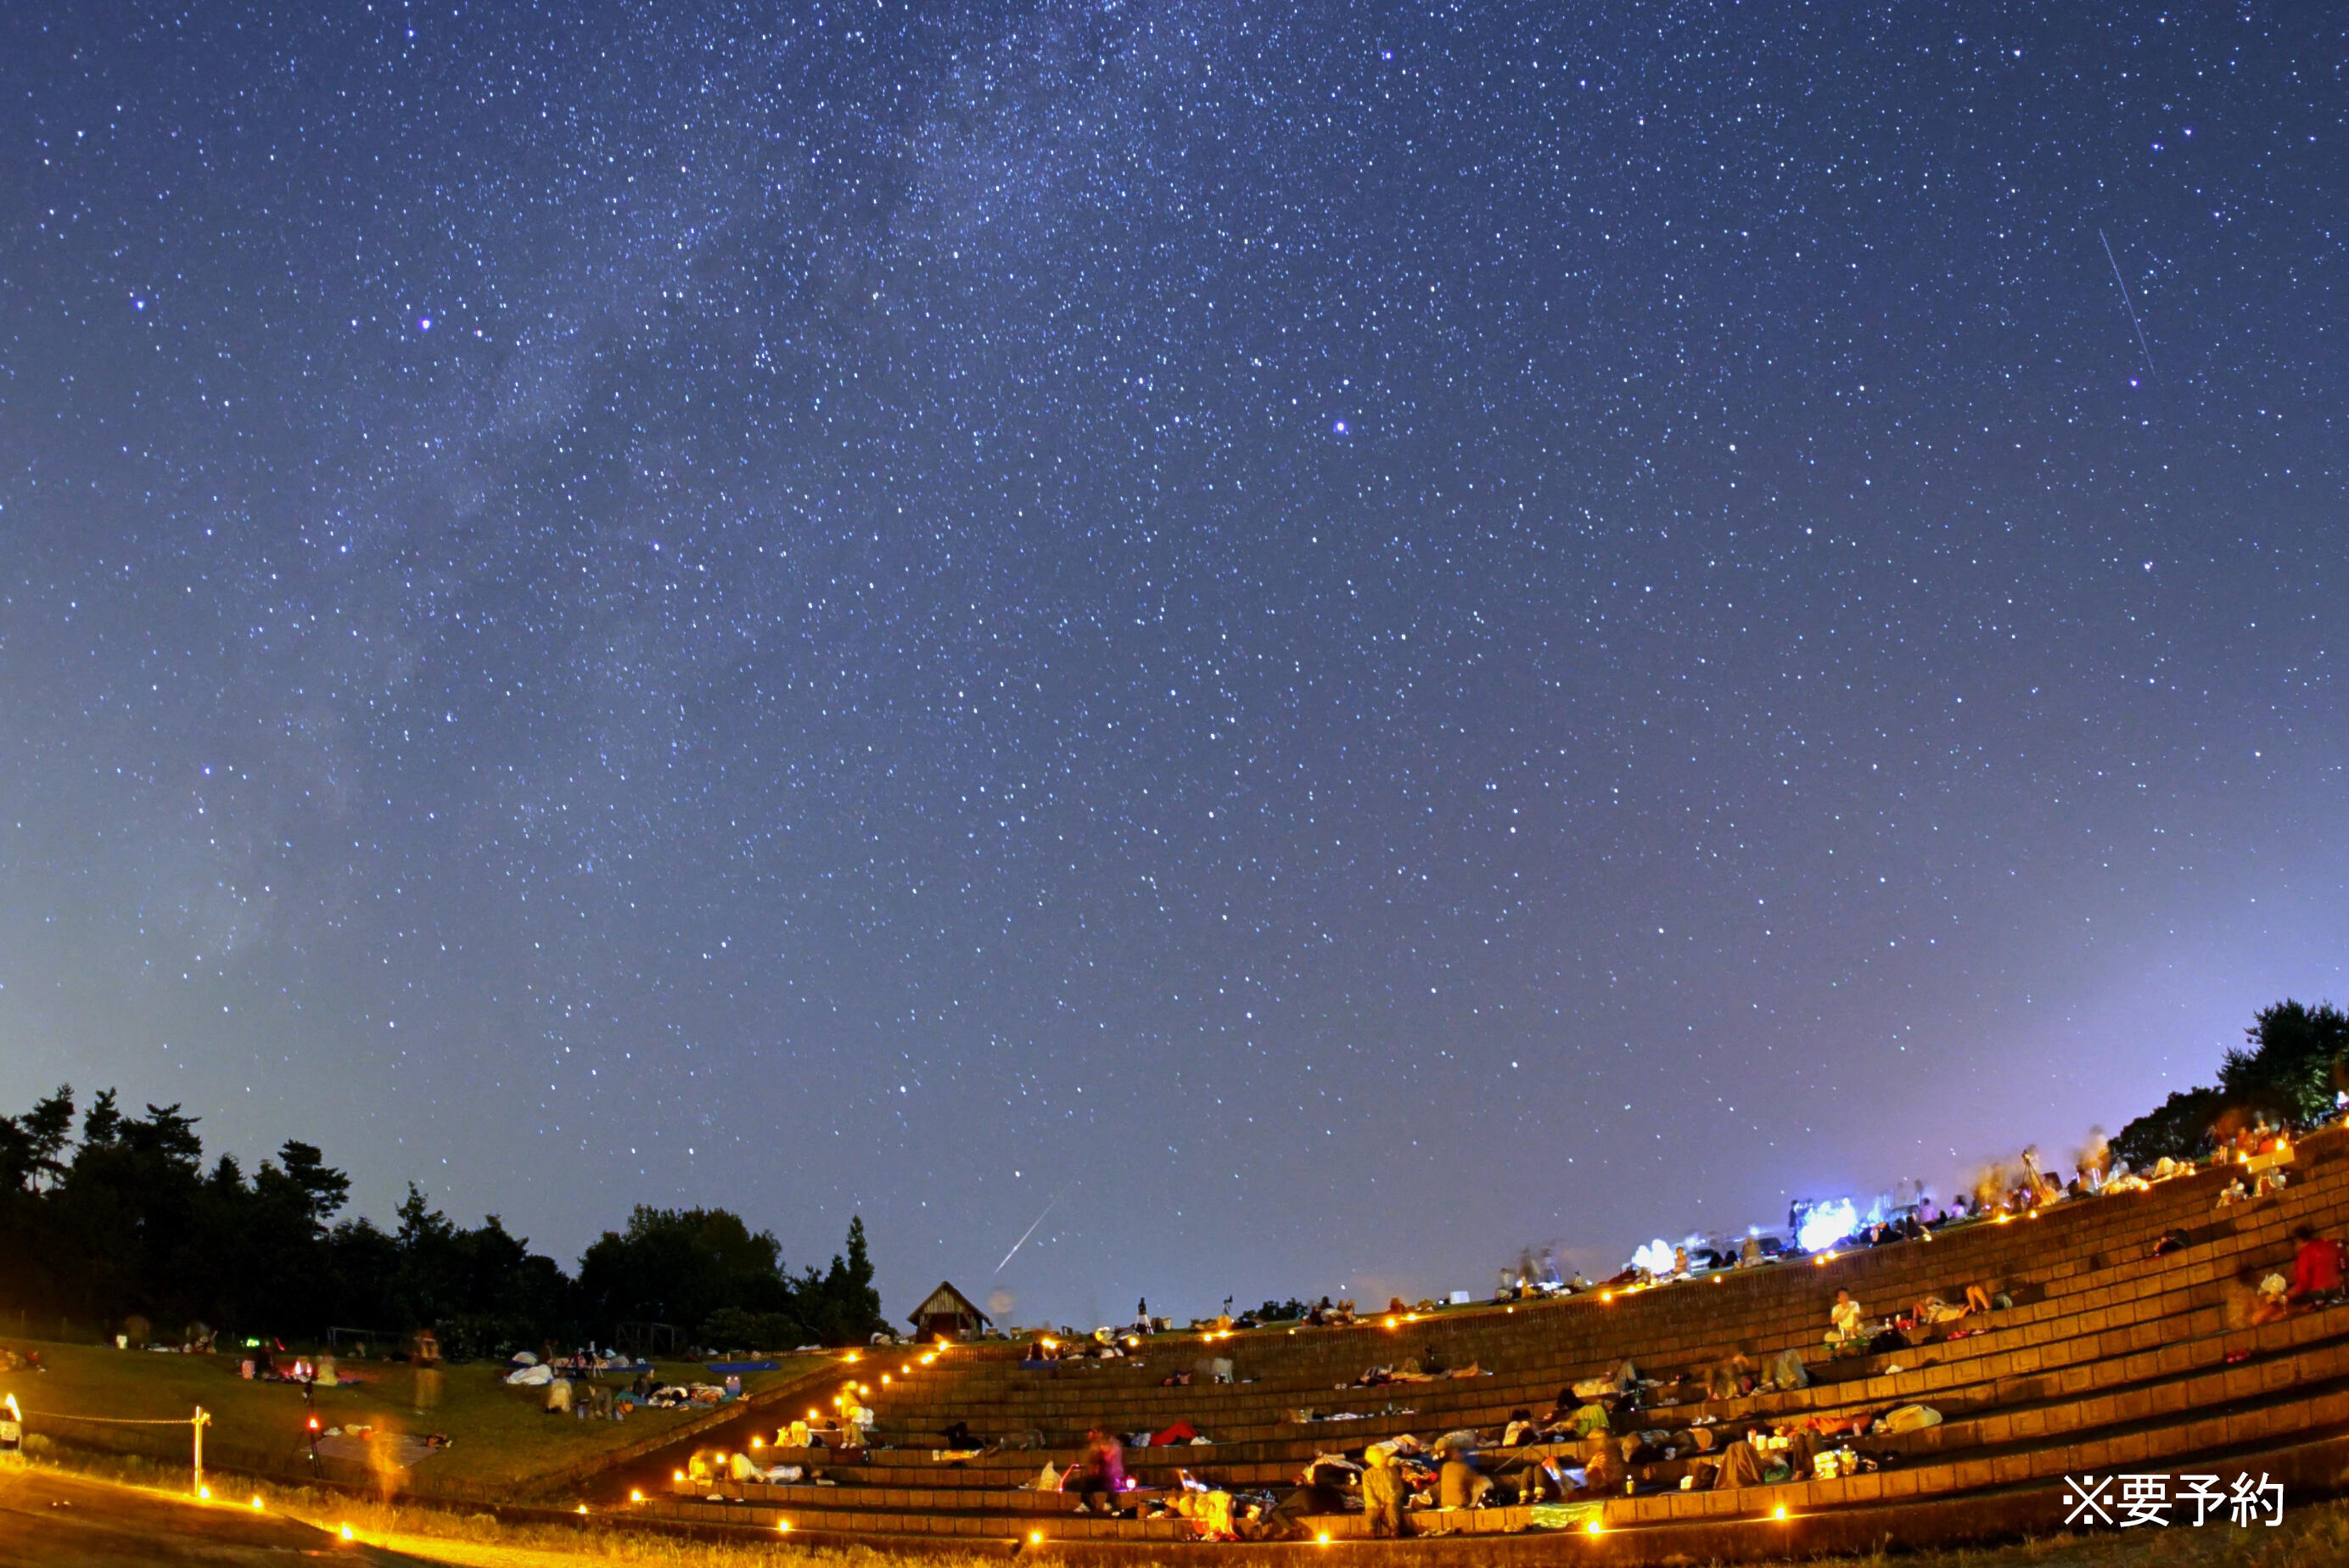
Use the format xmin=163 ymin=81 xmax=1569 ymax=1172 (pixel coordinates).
xmin=2 ymin=1336 xmax=824 ymax=1500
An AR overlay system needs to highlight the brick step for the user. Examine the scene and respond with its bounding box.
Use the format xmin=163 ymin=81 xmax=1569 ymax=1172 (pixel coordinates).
xmin=759 ymin=1298 xmax=2349 ymax=1499
xmin=858 ymin=1236 xmax=2334 ymax=1451
xmin=858 ymin=1176 xmax=2343 ymax=1440
xmin=594 ymin=1123 xmax=2349 ymax=1563
xmin=700 ymin=1306 xmax=2349 ymax=1509
xmin=655 ymin=1368 xmax=2349 ymax=1543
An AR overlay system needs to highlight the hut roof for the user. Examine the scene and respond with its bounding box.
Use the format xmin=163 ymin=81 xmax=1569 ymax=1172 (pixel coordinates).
xmin=909 ymin=1280 xmax=989 ymax=1327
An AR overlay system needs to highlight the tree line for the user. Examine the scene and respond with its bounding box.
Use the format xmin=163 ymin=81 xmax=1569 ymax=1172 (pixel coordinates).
xmin=2111 ymin=999 xmax=2349 ymax=1171
xmin=0 ymin=1087 xmax=889 ymax=1358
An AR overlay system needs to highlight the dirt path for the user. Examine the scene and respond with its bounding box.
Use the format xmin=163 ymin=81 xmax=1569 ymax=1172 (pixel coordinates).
xmin=0 ymin=1463 xmax=430 ymax=1566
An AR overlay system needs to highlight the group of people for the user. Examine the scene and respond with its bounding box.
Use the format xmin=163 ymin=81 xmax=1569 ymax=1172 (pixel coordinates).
xmin=1606 ymin=1134 xmax=2285 ymax=1295
xmin=1349 ymin=1343 xmax=1483 ymax=1387
xmin=1020 ymin=1331 xmax=1135 ymax=1369
xmin=687 ymin=1445 xmax=810 ymax=1487
xmin=1820 ymin=1279 xmax=2007 ymax=1358
xmin=2213 ymin=1133 xmax=2296 ymax=1209
xmin=681 ymin=1177 xmax=2349 ymax=1542
xmin=513 ymin=1358 xmax=742 ymax=1420
xmin=1270 ymin=1363 xmax=1924 ymax=1538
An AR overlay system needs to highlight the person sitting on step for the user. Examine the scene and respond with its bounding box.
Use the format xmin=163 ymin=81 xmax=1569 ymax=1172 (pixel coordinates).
xmin=2290 ymin=1224 xmax=2346 ymax=1303
xmin=1825 ymin=1289 xmax=1867 ymax=1351
xmin=1706 ymin=1347 xmax=1755 ymax=1402
xmin=1434 ymin=1438 xmax=1492 ymax=1509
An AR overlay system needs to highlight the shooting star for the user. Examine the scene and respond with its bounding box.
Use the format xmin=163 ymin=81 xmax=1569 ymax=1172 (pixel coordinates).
xmin=994 ymin=1184 xmax=1069 ymax=1274
xmin=2100 ymin=227 xmax=2155 ymax=379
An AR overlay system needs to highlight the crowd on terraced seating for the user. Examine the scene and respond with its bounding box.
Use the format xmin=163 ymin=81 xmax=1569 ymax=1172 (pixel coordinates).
xmin=1043 ymin=1135 xmax=2349 ymax=1539
xmin=649 ymin=1012 xmax=2349 ymax=1548
xmin=657 ymin=1132 xmax=2349 ymax=1548
xmin=1203 ymin=1375 xmax=1931 ymax=1537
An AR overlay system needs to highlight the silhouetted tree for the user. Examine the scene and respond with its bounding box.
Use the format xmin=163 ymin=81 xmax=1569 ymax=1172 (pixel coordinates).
xmin=2219 ymin=1000 xmax=2349 ymax=1125
xmin=2110 ymin=1087 xmax=2227 ymax=1171
xmin=576 ymin=1206 xmax=801 ymax=1347
xmin=2114 ymin=998 xmax=2349 ymax=1168
xmin=0 ymin=1089 xmax=887 ymax=1357
xmin=798 ymin=1215 xmax=889 ymax=1346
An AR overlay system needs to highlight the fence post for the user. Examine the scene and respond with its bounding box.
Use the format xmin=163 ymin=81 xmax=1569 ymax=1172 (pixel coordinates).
xmin=193 ymin=1405 xmax=210 ymax=1495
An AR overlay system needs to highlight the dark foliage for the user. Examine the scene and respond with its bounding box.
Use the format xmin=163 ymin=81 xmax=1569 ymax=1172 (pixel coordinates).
xmin=2109 ymin=1087 xmax=2228 ymax=1171
xmin=574 ymin=1207 xmax=887 ymax=1351
xmin=2219 ymin=1000 xmax=2349 ymax=1127
xmin=0 ymin=1087 xmax=885 ymax=1353
xmin=799 ymin=1215 xmax=889 ymax=1347
xmin=2112 ymin=999 xmax=2349 ymax=1168
xmin=698 ymin=1307 xmax=804 ymax=1353
xmin=577 ymin=1206 xmax=799 ymax=1344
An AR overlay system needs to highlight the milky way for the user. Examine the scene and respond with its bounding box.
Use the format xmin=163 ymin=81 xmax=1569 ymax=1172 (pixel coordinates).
xmin=3 ymin=3 xmax=2342 ymax=1323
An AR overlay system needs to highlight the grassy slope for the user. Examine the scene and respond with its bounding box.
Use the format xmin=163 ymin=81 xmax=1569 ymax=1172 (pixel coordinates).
xmin=2 ymin=1337 xmax=823 ymax=1495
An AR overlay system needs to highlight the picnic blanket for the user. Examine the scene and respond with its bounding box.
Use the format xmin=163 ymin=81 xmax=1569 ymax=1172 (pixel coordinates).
xmin=1528 ymin=1501 xmax=1606 ymax=1532
xmin=314 ymin=1430 xmax=442 ymax=1468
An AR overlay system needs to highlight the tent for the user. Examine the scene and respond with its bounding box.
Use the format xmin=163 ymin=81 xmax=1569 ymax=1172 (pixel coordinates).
xmin=908 ymin=1281 xmax=990 ymax=1339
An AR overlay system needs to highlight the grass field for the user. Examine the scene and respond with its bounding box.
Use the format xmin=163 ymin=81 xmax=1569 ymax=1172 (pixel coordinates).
xmin=1 ymin=1336 xmax=827 ymax=1498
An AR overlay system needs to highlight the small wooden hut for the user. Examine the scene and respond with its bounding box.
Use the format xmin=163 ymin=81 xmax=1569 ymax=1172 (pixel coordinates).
xmin=907 ymin=1280 xmax=990 ymax=1339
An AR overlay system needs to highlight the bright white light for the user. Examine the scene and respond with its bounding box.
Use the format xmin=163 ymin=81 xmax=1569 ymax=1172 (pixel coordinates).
xmin=1629 ymin=1237 xmax=1675 ymax=1274
xmin=1798 ymin=1200 xmax=1858 ymax=1252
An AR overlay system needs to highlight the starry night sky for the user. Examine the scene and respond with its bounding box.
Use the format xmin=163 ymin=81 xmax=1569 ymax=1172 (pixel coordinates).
xmin=3 ymin=3 xmax=2343 ymax=1326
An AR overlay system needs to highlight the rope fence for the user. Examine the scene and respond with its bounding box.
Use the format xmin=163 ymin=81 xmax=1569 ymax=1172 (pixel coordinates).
xmin=9 ymin=1404 xmax=216 ymax=1492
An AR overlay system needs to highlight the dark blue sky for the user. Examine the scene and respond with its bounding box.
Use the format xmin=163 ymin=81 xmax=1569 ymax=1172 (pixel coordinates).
xmin=3 ymin=2 xmax=2342 ymax=1326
